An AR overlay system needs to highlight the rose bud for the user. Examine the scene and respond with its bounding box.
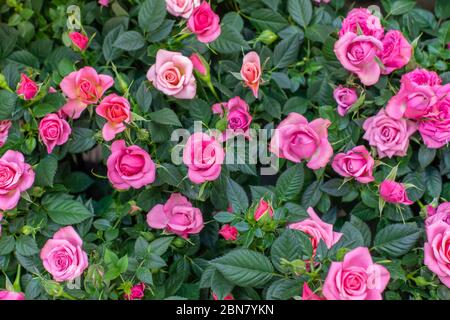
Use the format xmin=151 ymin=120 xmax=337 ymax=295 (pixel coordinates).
xmin=379 ymin=180 xmax=414 ymax=205
xmin=254 ymin=199 xmax=273 ymax=222
xmin=16 ymin=74 xmax=39 ymax=100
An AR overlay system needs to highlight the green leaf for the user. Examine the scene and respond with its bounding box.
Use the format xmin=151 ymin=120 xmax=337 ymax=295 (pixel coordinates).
xmin=288 ymin=0 xmax=312 ymax=28
xmin=0 ymin=90 xmax=17 ymax=120
xmin=44 ymin=197 xmax=93 ymax=225
xmin=138 ymin=0 xmax=166 ymax=32
xmin=137 ymin=267 xmax=153 ymax=285
xmin=34 ymin=155 xmax=58 ymax=187
xmin=210 ymin=24 xmax=250 ymax=54
xmin=249 ymin=9 xmax=289 ymax=32
xmin=149 ymin=108 xmax=182 ymax=127
xmin=63 ymin=171 xmax=94 ymax=193
xmin=226 ymin=177 xmax=249 ymax=213
xmin=213 ymin=211 xmax=236 ymax=223
xmin=389 ymin=0 xmax=416 ymax=16
xmin=222 ymin=12 xmax=244 ymax=32
xmin=149 ymin=237 xmax=174 ymax=256
xmin=321 ymin=179 xmax=351 ymax=197
xmin=33 ymin=93 xmax=66 ymax=117
xmin=374 ymin=223 xmax=422 ymax=257
xmin=266 ymin=278 xmax=303 ymax=300
xmin=68 ymin=127 xmax=96 ymax=153
xmin=436 ymin=0 xmax=450 ymax=19
xmin=301 ymin=180 xmax=323 ymax=209
xmin=271 ymin=229 xmax=313 ymax=273
xmin=349 ymin=216 xmax=371 ymax=247
xmin=113 ymin=31 xmax=145 ymax=51
xmin=103 ymin=25 xmax=124 ymax=61
xmin=135 ymin=81 xmax=152 ymax=113
xmin=211 ymin=269 xmax=234 ymax=300
xmin=117 ymin=255 xmax=128 ymax=273
xmin=403 ymin=172 xmax=426 ymax=201
xmin=7 ymin=50 xmax=39 ymax=69
xmin=275 ymin=163 xmax=304 ymax=202
xmin=418 ymin=145 xmax=436 ymax=168
xmin=273 ymin=33 xmax=300 ymax=69
xmin=425 ymin=167 xmax=442 ymax=198
xmin=186 ymin=99 xmax=212 ymax=124
xmin=15 ymin=236 xmax=39 ymax=257
xmin=0 ymin=235 xmax=15 ymax=255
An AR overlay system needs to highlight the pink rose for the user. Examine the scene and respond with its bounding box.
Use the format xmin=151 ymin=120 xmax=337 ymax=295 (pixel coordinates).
xmin=96 ymin=94 xmax=131 ymax=141
xmin=106 ymin=140 xmax=156 ymax=190
xmin=0 ymin=151 xmax=35 ymax=211
xmin=223 ymin=96 xmax=252 ymax=141
xmin=289 ymin=207 xmax=343 ymax=252
xmin=426 ymin=202 xmax=450 ymax=226
xmin=270 ymin=113 xmax=333 ymax=170
xmin=212 ymin=292 xmax=234 ymax=300
xmin=40 ymin=226 xmax=89 ymax=282
xmin=124 ymin=283 xmax=145 ymax=300
xmin=380 ymin=30 xmax=412 ymax=75
xmin=254 ymin=199 xmax=273 ymax=221
xmin=182 ymin=132 xmax=224 ymax=184
xmin=147 ymin=193 xmax=204 ymax=238
xmin=333 ymin=86 xmax=358 ymax=116
xmin=240 ymin=51 xmax=261 ymax=98
xmin=400 ymin=68 xmax=441 ymax=87
xmin=0 ymin=120 xmax=12 ymax=147
xmin=0 ymin=290 xmax=25 ymax=300
xmin=211 ymin=102 xmax=227 ymax=116
xmin=147 ymin=49 xmax=196 ymax=99
xmin=302 ymin=283 xmax=325 ymax=300
xmin=38 ymin=113 xmax=72 ymax=154
xmin=331 ymin=146 xmax=374 ymax=184
xmin=424 ymin=221 xmax=450 ymax=287
xmin=16 ymin=74 xmax=38 ymax=100
xmin=334 ymin=32 xmax=383 ymax=86
xmin=323 ymin=247 xmax=390 ymax=300
xmin=187 ymin=1 xmax=221 ymax=43
xmin=339 ymin=8 xmax=384 ymax=40
xmin=166 ymin=0 xmax=200 ymax=19
xmin=69 ymin=31 xmax=89 ymax=51
xmin=98 ymin=0 xmax=109 ymax=6
xmin=189 ymin=53 xmax=208 ymax=76
xmin=379 ymin=180 xmax=413 ymax=205
xmin=219 ymin=224 xmax=238 ymax=241
xmin=313 ymin=0 xmax=330 ymax=3
xmin=362 ymin=109 xmax=417 ymax=158
xmin=60 ymin=66 xmax=114 ymax=119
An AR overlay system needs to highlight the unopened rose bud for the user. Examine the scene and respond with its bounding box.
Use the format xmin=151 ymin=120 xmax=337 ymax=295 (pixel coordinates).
xmin=254 ymin=198 xmax=273 ymax=222
xmin=43 ymin=280 xmax=64 ymax=297
xmin=21 ymin=225 xmax=34 ymax=235
xmin=190 ymin=53 xmax=210 ymax=79
xmin=137 ymin=128 xmax=150 ymax=141
xmin=257 ymin=30 xmax=278 ymax=45
xmin=336 ymin=247 xmax=351 ymax=261
xmin=31 ymin=186 xmax=45 ymax=198
xmin=0 ymin=73 xmax=11 ymax=91
xmin=173 ymin=237 xmax=186 ymax=248
xmin=16 ymin=74 xmax=39 ymax=100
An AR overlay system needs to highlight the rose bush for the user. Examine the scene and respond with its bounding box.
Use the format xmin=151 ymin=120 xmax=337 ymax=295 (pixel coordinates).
xmin=0 ymin=0 xmax=450 ymax=301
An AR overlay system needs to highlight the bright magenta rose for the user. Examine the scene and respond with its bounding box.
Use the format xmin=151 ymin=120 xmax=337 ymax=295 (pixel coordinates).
xmin=16 ymin=73 xmax=38 ymax=100
xmin=270 ymin=113 xmax=333 ymax=170
xmin=166 ymin=0 xmax=200 ymax=19
xmin=187 ymin=1 xmax=221 ymax=43
xmin=0 ymin=120 xmax=12 ymax=147
xmin=323 ymin=247 xmax=390 ymax=300
xmin=240 ymin=51 xmax=261 ymax=98
xmin=219 ymin=224 xmax=238 ymax=241
xmin=424 ymin=221 xmax=450 ymax=287
xmin=147 ymin=193 xmax=204 ymax=238
xmin=379 ymin=180 xmax=413 ymax=205
xmin=254 ymin=199 xmax=273 ymax=221
xmin=0 ymin=151 xmax=35 ymax=211
xmin=339 ymin=8 xmax=384 ymax=40
xmin=69 ymin=31 xmax=89 ymax=51
xmin=38 ymin=113 xmax=72 ymax=154
xmin=426 ymin=202 xmax=450 ymax=226
xmin=189 ymin=53 xmax=207 ymax=76
xmin=334 ymin=32 xmax=383 ymax=86
xmin=96 ymin=94 xmax=131 ymax=141
xmin=40 ymin=226 xmax=89 ymax=282
xmin=0 ymin=290 xmax=25 ymax=300
xmin=223 ymin=96 xmax=252 ymax=141
xmin=124 ymin=283 xmax=145 ymax=300
xmin=380 ymin=30 xmax=412 ymax=75
xmin=106 ymin=140 xmax=156 ymax=190
xmin=147 ymin=49 xmax=196 ymax=99
xmin=332 ymin=146 xmax=374 ymax=184
xmin=182 ymin=132 xmax=224 ymax=184
xmin=212 ymin=292 xmax=234 ymax=300
xmin=333 ymin=85 xmax=358 ymax=116
xmin=362 ymin=109 xmax=416 ymax=158
xmin=60 ymin=66 xmax=114 ymax=119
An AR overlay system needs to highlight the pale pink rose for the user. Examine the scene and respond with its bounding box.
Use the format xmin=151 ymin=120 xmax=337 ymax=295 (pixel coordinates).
xmin=187 ymin=1 xmax=221 ymax=43
xmin=380 ymin=30 xmax=412 ymax=75
xmin=302 ymin=283 xmax=325 ymax=300
xmin=124 ymin=283 xmax=145 ymax=300
xmin=0 ymin=290 xmax=25 ymax=300
xmin=16 ymin=74 xmax=38 ymax=100
xmin=362 ymin=109 xmax=417 ymax=158
xmin=424 ymin=221 xmax=450 ymax=287
xmin=426 ymin=203 xmax=450 ymax=226
xmin=38 ymin=113 xmax=72 ymax=154
xmin=0 ymin=120 xmax=12 ymax=147
xmin=212 ymin=292 xmax=234 ymax=300
xmin=223 ymin=96 xmax=252 ymax=141
xmin=240 ymin=51 xmax=261 ymax=98
xmin=289 ymin=207 xmax=343 ymax=252
xmin=332 ymin=146 xmax=374 ymax=184
xmin=0 ymin=151 xmax=35 ymax=211
xmin=96 ymin=94 xmax=131 ymax=141
xmin=147 ymin=49 xmax=196 ymax=99
xmin=339 ymin=8 xmax=384 ymax=40
xmin=40 ymin=226 xmax=89 ymax=282
xmin=270 ymin=113 xmax=333 ymax=170
xmin=254 ymin=199 xmax=273 ymax=221
xmin=219 ymin=224 xmax=238 ymax=241
xmin=147 ymin=193 xmax=204 ymax=238
xmin=166 ymin=0 xmax=200 ymax=19
xmin=60 ymin=66 xmax=114 ymax=119
xmin=379 ymin=180 xmax=413 ymax=205
xmin=323 ymin=247 xmax=390 ymax=300
xmin=69 ymin=32 xmax=89 ymax=51
xmin=106 ymin=140 xmax=156 ymax=190
xmin=98 ymin=0 xmax=109 ymax=6
xmin=334 ymin=32 xmax=383 ymax=86
xmin=189 ymin=53 xmax=207 ymax=76
xmin=182 ymin=132 xmax=224 ymax=184
xmin=333 ymin=86 xmax=358 ymax=116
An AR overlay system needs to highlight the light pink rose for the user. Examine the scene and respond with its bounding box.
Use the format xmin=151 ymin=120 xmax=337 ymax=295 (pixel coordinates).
xmin=38 ymin=113 xmax=71 ymax=154
xmin=323 ymin=247 xmax=390 ymax=300
xmin=166 ymin=0 xmax=200 ymax=19
xmin=182 ymin=132 xmax=224 ymax=184
xmin=147 ymin=193 xmax=204 ymax=238
xmin=289 ymin=207 xmax=343 ymax=252
xmin=189 ymin=53 xmax=207 ymax=76
xmin=332 ymin=146 xmax=374 ymax=184
xmin=187 ymin=1 xmax=221 ymax=43
xmin=334 ymin=32 xmax=383 ymax=86
xmin=254 ymin=199 xmax=273 ymax=221
xmin=60 ymin=66 xmax=114 ymax=119
xmin=0 ymin=151 xmax=35 ymax=211
xmin=16 ymin=74 xmax=38 ymax=100
xmin=379 ymin=180 xmax=413 ymax=205
xmin=0 ymin=290 xmax=25 ymax=300
xmin=240 ymin=51 xmax=261 ymax=98
xmin=96 ymin=94 xmax=131 ymax=141
xmin=333 ymin=86 xmax=358 ymax=116
xmin=302 ymin=283 xmax=325 ymax=300
xmin=270 ymin=113 xmax=333 ymax=170
xmin=362 ymin=109 xmax=417 ymax=158
xmin=147 ymin=49 xmax=196 ymax=99
xmin=339 ymin=8 xmax=384 ymax=40
xmin=426 ymin=202 xmax=450 ymax=226
xmin=380 ymin=30 xmax=412 ymax=75
xmin=106 ymin=140 xmax=156 ymax=190
xmin=219 ymin=224 xmax=238 ymax=241
xmin=69 ymin=31 xmax=89 ymax=51
xmin=424 ymin=221 xmax=450 ymax=287
xmin=124 ymin=283 xmax=145 ymax=300
xmin=0 ymin=120 xmax=12 ymax=147
xmin=40 ymin=226 xmax=89 ymax=282
xmin=98 ymin=0 xmax=109 ymax=6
